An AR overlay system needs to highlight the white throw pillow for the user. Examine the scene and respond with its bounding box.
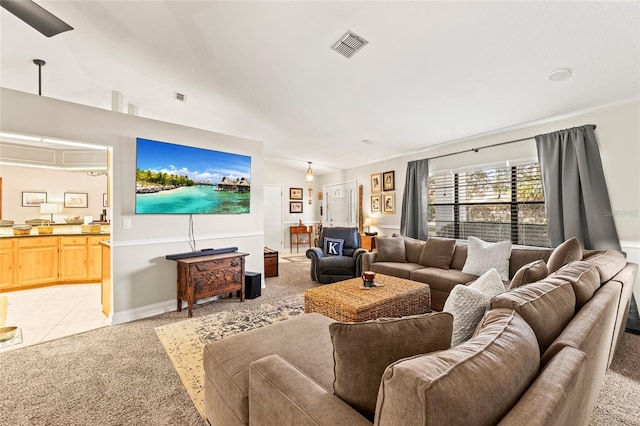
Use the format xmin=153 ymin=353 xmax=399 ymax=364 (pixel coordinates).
xmin=462 ymin=236 xmax=512 ymax=281
xmin=470 ymin=268 xmax=506 ymax=296
xmin=444 ymin=268 xmax=506 ymax=346
xmin=443 ymin=285 xmax=488 ymax=346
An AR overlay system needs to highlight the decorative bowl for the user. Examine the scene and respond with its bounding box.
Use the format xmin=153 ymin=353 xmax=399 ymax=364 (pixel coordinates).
xmin=0 ymin=326 xmax=17 ymax=342
xmin=65 ymin=216 xmax=84 ymax=224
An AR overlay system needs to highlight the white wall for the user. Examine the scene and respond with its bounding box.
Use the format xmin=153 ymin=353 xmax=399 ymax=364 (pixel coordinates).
xmin=1 ymin=88 xmax=265 ymax=324
xmin=2 ymin=165 xmax=107 ymax=224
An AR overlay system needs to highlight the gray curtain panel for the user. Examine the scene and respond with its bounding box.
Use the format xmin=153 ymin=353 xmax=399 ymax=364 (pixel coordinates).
xmin=400 ymin=158 xmax=429 ymax=240
xmin=535 ymin=125 xmax=620 ymax=250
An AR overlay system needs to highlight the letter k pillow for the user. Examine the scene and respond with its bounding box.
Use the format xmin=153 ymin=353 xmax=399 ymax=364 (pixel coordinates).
xmin=324 ymin=238 xmax=344 ymax=256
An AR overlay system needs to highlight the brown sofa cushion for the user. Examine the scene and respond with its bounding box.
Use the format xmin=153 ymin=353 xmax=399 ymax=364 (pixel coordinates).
xmin=583 ymin=249 xmax=627 ymax=283
xmin=490 ymin=277 xmax=576 ymax=354
xmin=450 ymin=243 xmax=468 ymax=270
xmin=376 ymin=309 xmax=539 ymax=426
xmin=462 ymin=236 xmax=512 ymax=280
xmin=508 ymin=260 xmax=549 ymax=290
xmin=552 ymin=261 xmax=601 ymax=310
xmin=375 ymin=236 xmax=406 ymax=263
xmin=418 ymin=237 xmax=456 ymax=269
xmin=330 ymin=313 xmax=453 ymax=421
xmin=394 ymin=234 xmax=426 ymax=264
xmin=547 ymin=237 xmax=583 ymax=273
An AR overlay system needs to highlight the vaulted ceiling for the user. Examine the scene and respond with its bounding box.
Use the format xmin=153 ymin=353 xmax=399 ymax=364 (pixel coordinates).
xmin=2 ymin=1 xmax=639 ymax=175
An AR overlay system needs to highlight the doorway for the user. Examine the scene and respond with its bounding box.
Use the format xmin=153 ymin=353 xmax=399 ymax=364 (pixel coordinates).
xmin=322 ymin=180 xmax=358 ymax=228
xmin=263 ymin=185 xmax=283 ymax=252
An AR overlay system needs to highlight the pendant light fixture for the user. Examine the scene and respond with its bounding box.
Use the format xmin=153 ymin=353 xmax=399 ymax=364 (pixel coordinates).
xmin=306 ymin=162 xmax=314 ymax=183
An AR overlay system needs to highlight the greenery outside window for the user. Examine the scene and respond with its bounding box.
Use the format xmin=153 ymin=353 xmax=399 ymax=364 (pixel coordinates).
xmin=428 ymin=162 xmax=550 ymax=247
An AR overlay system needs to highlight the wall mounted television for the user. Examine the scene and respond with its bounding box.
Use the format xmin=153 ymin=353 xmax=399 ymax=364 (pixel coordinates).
xmin=135 ymin=138 xmax=251 ymax=214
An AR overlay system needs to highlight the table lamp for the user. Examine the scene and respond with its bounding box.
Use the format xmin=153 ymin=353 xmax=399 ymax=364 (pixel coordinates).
xmin=40 ymin=202 xmax=61 ymax=223
xmin=363 ymin=217 xmax=377 ymax=236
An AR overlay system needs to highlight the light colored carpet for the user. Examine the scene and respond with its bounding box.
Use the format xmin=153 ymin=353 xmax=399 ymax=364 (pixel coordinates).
xmin=155 ymin=295 xmax=304 ymax=418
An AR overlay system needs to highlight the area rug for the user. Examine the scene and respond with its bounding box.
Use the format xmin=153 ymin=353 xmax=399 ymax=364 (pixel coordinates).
xmin=155 ymin=295 xmax=305 ymax=418
xmin=285 ymin=255 xmax=310 ymax=263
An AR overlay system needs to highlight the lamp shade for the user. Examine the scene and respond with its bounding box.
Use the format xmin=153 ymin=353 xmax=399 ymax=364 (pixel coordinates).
xmin=363 ymin=218 xmax=373 ymax=227
xmin=40 ymin=202 xmax=61 ymax=214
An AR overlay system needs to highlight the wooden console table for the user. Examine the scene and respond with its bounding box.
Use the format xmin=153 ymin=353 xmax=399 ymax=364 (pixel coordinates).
xmin=174 ymin=251 xmax=248 ymax=317
xmin=290 ymin=225 xmax=313 ymax=253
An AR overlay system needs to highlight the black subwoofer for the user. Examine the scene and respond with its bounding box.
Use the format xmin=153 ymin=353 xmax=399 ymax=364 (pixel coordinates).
xmin=238 ymin=272 xmax=261 ymax=299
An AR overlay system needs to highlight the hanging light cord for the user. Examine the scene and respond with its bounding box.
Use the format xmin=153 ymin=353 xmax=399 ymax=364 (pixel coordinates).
xmin=188 ymin=214 xmax=197 ymax=252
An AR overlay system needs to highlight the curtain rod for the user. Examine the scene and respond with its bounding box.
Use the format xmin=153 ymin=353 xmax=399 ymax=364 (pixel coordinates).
xmin=428 ymin=124 xmax=597 ymax=161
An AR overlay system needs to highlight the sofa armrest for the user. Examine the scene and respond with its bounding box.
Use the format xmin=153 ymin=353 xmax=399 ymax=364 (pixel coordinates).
xmin=249 ymin=354 xmax=372 ymax=426
xmin=306 ymin=247 xmax=324 ymax=281
xmin=362 ymin=251 xmax=377 ymax=273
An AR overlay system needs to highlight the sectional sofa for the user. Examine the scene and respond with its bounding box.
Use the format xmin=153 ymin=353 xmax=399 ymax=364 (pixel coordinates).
xmin=201 ymin=238 xmax=637 ymax=425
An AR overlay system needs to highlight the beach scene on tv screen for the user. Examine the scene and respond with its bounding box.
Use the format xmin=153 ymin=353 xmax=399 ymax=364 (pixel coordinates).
xmin=135 ymin=138 xmax=251 ymax=214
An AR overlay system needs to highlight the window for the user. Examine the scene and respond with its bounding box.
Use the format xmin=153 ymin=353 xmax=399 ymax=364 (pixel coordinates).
xmin=428 ymin=162 xmax=550 ymax=247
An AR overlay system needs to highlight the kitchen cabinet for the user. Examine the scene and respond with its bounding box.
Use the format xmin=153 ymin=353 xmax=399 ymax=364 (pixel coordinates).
xmin=16 ymin=237 xmax=59 ymax=287
xmin=89 ymin=236 xmax=109 ymax=281
xmin=60 ymin=236 xmax=89 ymax=281
xmin=0 ymin=239 xmax=14 ymax=289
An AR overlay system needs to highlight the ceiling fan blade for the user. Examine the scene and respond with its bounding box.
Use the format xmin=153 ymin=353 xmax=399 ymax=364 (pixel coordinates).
xmin=1 ymin=0 xmax=73 ymax=37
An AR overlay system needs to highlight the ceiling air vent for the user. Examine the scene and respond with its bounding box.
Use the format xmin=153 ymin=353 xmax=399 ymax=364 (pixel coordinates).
xmin=331 ymin=30 xmax=368 ymax=58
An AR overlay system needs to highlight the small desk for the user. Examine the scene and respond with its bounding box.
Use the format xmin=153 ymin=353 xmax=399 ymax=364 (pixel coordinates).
xmin=290 ymin=225 xmax=313 ymax=253
xmin=174 ymin=251 xmax=249 ymax=317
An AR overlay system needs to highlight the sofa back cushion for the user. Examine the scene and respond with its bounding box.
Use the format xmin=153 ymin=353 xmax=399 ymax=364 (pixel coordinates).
xmin=583 ymin=249 xmax=627 ymax=283
xmin=552 ymin=261 xmax=601 ymax=311
xmin=393 ymin=234 xmax=426 ymax=264
xmin=490 ymin=276 xmax=576 ymax=354
xmin=508 ymin=260 xmax=549 ymax=290
xmin=450 ymin=243 xmax=468 ymax=270
xmin=547 ymin=237 xmax=583 ymax=273
xmin=509 ymin=248 xmax=553 ymax=279
xmin=418 ymin=237 xmax=456 ymax=269
xmin=375 ymin=236 xmax=407 ymax=263
xmin=375 ymin=309 xmax=540 ymax=426
xmin=330 ymin=313 xmax=453 ymax=421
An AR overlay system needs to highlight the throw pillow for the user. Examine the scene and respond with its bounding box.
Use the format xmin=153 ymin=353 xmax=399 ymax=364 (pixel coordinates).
xmin=418 ymin=237 xmax=456 ymax=269
xmin=508 ymin=260 xmax=549 ymax=290
xmin=323 ymin=237 xmax=344 ymax=256
xmin=547 ymin=237 xmax=583 ymax=273
xmin=444 ymin=268 xmax=506 ymax=346
xmin=330 ymin=312 xmax=453 ymax=421
xmin=461 ymin=236 xmax=512 ymax=280
xmin=375 ymin=236 xmax=407 ymax=263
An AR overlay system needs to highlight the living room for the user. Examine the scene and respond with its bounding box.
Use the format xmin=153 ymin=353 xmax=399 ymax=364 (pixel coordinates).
xmin=1 ymin=1 xmax=639 ymax=424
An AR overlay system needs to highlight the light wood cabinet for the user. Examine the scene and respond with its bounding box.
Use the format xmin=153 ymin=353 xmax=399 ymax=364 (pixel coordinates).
xmin=101 ymin=241 xmax=111 ymax=316
xmin=0 ymin=239 xmax=15 ymax=289
xmin=16 ymin=237 xmax=59 ymax=286
xmin=60 ymin=236 xmax=89 ymax=281
xmin=0 ymin=234 xmax=111 ymax=291
xmin=89 ymin=236 xmax=109 ymax=281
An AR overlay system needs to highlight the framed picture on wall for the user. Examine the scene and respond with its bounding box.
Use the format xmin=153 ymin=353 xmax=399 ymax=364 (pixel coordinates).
xmin=289 ymin=201 xmax=303 ymax=213
xmin=371 ymin=194 xmax=381 ymax=213
xmin=371 ymin=173 xmax=382 ymax=193
xmin=383 ymin=193 xmax=395 ymax=214
xmin=383 ymin=171 xmax=395 ymax=191
xmin=22 ymin=191 xmax=47 ymax=207
xmin=289 ymin=187 xmax=303 ymax=200
xmin=64 ymin=192 xmax=88 ymax=208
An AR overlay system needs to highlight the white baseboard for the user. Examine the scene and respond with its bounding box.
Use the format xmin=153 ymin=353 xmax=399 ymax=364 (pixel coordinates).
xmin=110 ymin=296 xmax=225 ymax=325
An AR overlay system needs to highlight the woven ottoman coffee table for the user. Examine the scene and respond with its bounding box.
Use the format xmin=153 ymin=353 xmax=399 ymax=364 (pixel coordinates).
xmin=304 ymin=274 xmax=431 ymax=322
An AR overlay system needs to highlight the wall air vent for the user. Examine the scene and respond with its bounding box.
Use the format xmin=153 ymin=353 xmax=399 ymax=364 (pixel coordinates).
xmin=330 ymin=30 xmax=368 ymax=58
xmin=176 ymin=92 xmax=186 ymax=102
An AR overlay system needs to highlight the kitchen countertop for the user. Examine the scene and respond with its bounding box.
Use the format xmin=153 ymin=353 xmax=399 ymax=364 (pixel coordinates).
xmin=0 ymin=224 xmax=111 ymax=238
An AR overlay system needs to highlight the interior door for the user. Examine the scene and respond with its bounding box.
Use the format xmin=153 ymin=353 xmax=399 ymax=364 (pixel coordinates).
xmin=263 ymin=185 xmax=283 ymax=252
xmin=323 ymin=181 xmax=357 ymax=227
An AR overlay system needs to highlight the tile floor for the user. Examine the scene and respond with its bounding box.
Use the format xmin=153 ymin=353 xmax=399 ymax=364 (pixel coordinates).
xmin=0 ymin=283 xmax=110 ymax=353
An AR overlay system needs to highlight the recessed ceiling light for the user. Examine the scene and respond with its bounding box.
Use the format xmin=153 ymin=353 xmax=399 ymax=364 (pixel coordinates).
xmin=548 ymin=68 xmax=572 ymax=82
